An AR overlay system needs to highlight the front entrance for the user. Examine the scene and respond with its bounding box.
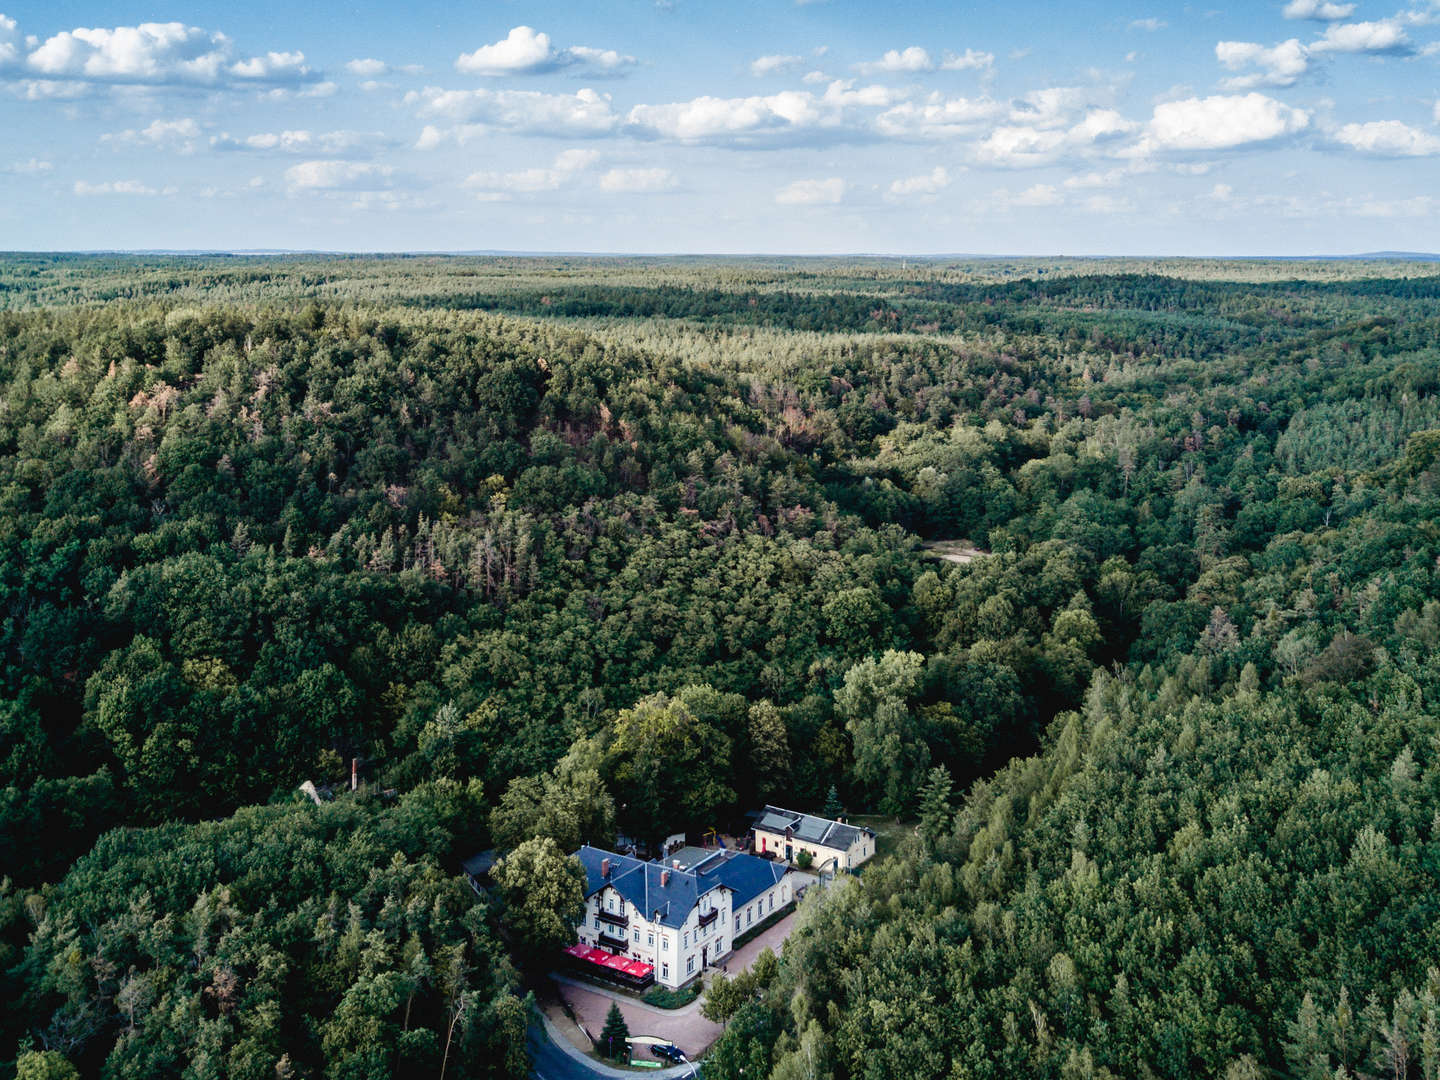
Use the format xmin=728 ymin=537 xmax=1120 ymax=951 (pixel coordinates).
xmin=785 ymin=843 xmax=793 ymax=861
xmin=702 ymin=946 xmax=709 ymax=967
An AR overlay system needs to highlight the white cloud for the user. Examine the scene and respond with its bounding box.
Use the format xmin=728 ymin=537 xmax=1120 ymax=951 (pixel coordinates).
xmin=455 ymin=26 xmax=635 ymax=77
xmin=598 ymin=167 xmax=677 ymax=192
xmin=18 ymin=21 xmax=318 ymax=88
xmin=1014 ymin=183 xmax=1062 ymax=206
xmin=212 ymin=129 xmax=393 ymax=155
xmin=73 ymin=179 xmax=170 ymax=196
xmin=284 ymin=160 xmax=396 ymax=191
xmin=1010 ymin=86 xmax=1111 ymax=128
xmin=1146 ymin=92 xmax=1310 ymax=151
xmin=1310 ymin=19 xmax=1412 ymax=53
xmin=876 ymin=95 xmax=1006 ymax=139
xmin=976 ymin=183 xmax=1065 ymax=213
xmin=625 ymin=82 xmax=900 ymax=145
xmin=974 ymin=108 xmax=1136 ymax=167
xmin=855 ymin=46 xmax=933 ymax=75
xmin=775 ymin=177 xmax=846 ymax=204
xmin=3 ymin=157 xmax=51 ymax=174
xmin=1283 ymin=0 xmax=1356 ymax=20
xmin=1216 ymin=38 xmax=1310 ymax=88
xmin=940 ymin=48 xmax=994 ymax=71
xmin=886 ymin=165 xmax=952 ymax=200
xmin=103 ymin=117 xmax=202 ymax=151
xmin=464 ymin=148 xmax=600 ymax=194
xmin=1130 ymin=18 xmax=1167 ymax=31
xmin=752 ymin=53 xmax=804 ymax=76
xmin=345 ymin=57 xmax=387 ymax=77
xmin=1064 ymin=167 xmax=1129 ymax=188
xmin=974 ymin=125 xmax=1070 ymax=165
xmin=0 ymin=13 xmax=18 ymax=66
xmin=1334 ymin=119 xmax=1440 ymax=155
xmin=407 ymin=86 xmax=619 ymax=141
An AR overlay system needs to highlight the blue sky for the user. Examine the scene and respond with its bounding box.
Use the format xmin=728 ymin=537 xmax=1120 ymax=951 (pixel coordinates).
xmin=1 ymin=0 xmax=1437 ymax=253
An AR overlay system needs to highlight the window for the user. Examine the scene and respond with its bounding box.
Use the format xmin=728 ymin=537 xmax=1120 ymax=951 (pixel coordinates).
xmin=687 ymin=957 xmax=695 ymax=974
xmin=662 ymin=963 xmax=669 ymax=980
xmin=633 ymin=927 xmax=640 ymax=941
xmin=662 ymin=936 xmax=669 ymax=952
xmin=734 ymin=916 xmax=740 ymax=933
xmin=718 ymin=940 xmax=724 ymax=953
xmin=647 ymin=932 xmax=654 ymax=946
xmin=683 ymin=932 xmax=688 ymax=947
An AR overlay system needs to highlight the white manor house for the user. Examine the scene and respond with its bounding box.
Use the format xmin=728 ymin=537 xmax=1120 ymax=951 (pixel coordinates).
xmin=571 ymin=844 xmax=793 ymax=989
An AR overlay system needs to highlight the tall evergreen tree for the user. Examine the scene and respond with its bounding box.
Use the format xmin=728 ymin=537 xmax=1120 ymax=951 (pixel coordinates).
xmin=600 ymin=1002 xmax=631 ymax=1061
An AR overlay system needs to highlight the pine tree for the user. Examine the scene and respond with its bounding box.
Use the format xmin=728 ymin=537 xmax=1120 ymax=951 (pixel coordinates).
xmin=822 ymin=784 xmax=844 ymax=820
xmin=600 ymin=1001 xmax=630 ymax=1061
xmin=917 ymin=765 xmax=954 ymax=846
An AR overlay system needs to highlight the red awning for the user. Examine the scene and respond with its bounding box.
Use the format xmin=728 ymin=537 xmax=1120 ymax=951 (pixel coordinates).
xmin=565 ymin=944 xmax=654 ymax=979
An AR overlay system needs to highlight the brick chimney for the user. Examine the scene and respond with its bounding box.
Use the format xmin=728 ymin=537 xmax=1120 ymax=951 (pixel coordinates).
xmin=661 ymin=869 xmax=670 ymax=887
xmin=601 ymin=857 xmax=611 ymax=879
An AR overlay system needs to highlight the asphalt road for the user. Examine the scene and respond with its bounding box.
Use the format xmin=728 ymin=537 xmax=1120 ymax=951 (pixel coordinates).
xmin=527 ymin=1014 xmax=700 ymax=1080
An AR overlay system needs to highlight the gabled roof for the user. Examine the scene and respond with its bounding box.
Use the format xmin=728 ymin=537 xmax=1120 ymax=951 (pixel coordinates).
xmin=575 ymin=845 xmax=790 ymax=930
xmin=698 ymin=849 xmax=789 ymax=911
xmin=754 ymin=805 xmax=874 ymax=851
xmin=575 ymin=845 xmax=728 ymax=930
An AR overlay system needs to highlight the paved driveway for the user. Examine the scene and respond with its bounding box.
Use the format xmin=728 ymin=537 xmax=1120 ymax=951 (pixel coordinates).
xmin=723 ymin=914 xmax=797 ymax=975
xmin=549 ymin=908 xmax=803 ymax=1062
xmin=552 ymin=976 xmax=722 ymax=1059
xmin=528 ymin=1014 xmax=698 ymax=1080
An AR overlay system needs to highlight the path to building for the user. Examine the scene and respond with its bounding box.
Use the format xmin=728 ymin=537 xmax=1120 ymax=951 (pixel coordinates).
xmin=528 ymin=1012 xmax=698 ymax=1080
xmin=722 ymin=914 xmax=797 ymax=976
xmin=548 ymin=908 xmax=802 ymax=1060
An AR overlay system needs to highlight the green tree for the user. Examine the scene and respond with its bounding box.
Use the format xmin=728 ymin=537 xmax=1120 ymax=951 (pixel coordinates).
xmin=15 ymin=1051 xmax=81 ymax=1080
xmin=917 ymin=764 xmax=954 ymax=846
xmin=490 ymin=837 xmax=586 ymax=961
xmin=703 ymin=970 xmax=748 ymax=1027
xmin=606 ymin=691 xmax=735 ymax=844
xmin=600 ymin=1001 xmax=630 ymax=1061
xmin=834 ymin=651 xmax=928 ymax=813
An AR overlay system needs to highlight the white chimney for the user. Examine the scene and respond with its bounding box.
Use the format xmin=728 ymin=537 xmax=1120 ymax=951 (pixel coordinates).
xmin=350 ymin=758 xmax=358 ymax=791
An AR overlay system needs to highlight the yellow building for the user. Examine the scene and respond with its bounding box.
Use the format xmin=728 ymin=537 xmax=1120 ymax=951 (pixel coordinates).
xmin=751 ymin=805 xmax=875 ymax=873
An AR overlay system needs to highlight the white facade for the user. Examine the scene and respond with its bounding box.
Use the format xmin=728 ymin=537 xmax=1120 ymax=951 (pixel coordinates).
xmin=573 ymin=857 xmax=795 ymax=988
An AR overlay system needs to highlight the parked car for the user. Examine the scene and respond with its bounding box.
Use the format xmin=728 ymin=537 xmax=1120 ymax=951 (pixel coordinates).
xmin=651 ymin=1043 xmax=685 ymax=1063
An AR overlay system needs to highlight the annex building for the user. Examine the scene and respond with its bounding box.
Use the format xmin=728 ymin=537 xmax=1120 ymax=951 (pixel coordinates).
xmin=572 ymin=844 xmax=792 ymax=988
xmin=752 ymin=805 xmax=875 ymax=873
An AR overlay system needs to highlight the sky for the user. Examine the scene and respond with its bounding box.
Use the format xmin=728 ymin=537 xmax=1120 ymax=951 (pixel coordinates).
xmin=1 ymin=0 xmax=1438 ymax=254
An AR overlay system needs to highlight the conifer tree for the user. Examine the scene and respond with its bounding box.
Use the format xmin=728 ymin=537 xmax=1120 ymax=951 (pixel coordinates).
xmin=601 ymin=1001 xmax=631 ymax=1061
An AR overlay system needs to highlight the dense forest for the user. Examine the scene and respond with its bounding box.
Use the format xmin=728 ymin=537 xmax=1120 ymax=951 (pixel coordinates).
xmin=1 ymin=254 xmax=1438 ymax=1078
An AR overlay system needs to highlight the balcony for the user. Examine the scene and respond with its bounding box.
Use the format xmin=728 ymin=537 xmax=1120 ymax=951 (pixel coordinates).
xmin=596 ymin=909 xmax=629 ymax=930
xmin=697 ymin=908 xmax=719 ymax=929
xmin=597 ymin=929 xmax=630 ymax=951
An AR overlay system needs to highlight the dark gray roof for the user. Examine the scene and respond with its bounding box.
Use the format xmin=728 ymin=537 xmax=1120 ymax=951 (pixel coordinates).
xmin=575 ymin=845 xmax=789 ymax=929
xmin=576 ymin=845 xmax=726 ymax=929
xmin=697 ymin=850 xmax=789 ymax=910
xmin=754 ymin=805 xmax=873 ymax=851
xmin=460 ymin=850 xmax=497 ymax=877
